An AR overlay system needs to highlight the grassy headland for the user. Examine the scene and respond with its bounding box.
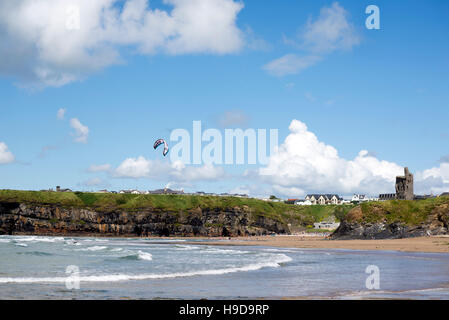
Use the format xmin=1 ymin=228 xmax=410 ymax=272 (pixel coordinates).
xmin=345 ymin=196 xmax=449 ymax=226
xmin=0 ymin=189 xmax=355 ymax=227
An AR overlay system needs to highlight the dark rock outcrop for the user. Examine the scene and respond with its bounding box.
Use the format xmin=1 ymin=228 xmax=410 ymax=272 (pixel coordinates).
xmin=332 ymin=204 xmax=449 ymax=239
xmin=0 ymin=202 xmax=290 ymax=237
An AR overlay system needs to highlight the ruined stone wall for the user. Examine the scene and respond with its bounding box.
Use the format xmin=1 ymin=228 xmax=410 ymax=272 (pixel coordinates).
xmin=396 ymin=167 xmax=414 ymax=200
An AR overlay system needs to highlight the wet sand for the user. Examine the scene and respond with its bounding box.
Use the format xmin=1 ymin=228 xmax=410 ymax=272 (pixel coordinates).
xmin=179 ymin=235 xmax=449 ymax=253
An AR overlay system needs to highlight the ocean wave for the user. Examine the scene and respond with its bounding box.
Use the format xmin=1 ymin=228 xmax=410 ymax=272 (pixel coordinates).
xmin=14 ymin=243 xmax=28 ymax=247
xmin=75 ymin=246 xmax=108 ymax=252
xmin=174 ymin=245 xmax=201 ymax=251
xmin=13 ymin=236 xmax=65 ymax=243
xmin=0 ymin=253 xmax=291 ymax=284
xmin=120 ymin=250 xmax=153 ymax=261
xmin=200 ymin=247 xmax=250 ymax=255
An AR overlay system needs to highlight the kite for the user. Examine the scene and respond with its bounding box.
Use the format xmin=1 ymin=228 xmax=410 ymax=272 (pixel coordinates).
xmin=153 ymin=138 xmax=169 ymax=156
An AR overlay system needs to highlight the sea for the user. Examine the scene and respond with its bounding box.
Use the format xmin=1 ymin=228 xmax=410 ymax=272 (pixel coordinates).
xmin=0 ymin=235 xmax=448 ymax=299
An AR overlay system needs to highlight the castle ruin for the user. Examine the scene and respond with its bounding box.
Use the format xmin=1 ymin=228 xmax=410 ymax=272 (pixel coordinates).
xmin=379 ymin=167 xmax=414 ymax=201
xmin=395 ymin=167 xmax=414 ymax=200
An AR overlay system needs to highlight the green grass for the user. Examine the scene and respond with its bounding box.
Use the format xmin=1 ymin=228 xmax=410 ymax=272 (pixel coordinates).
xmin=0 ymin=189 xmax=356 ymax=226
xmin=351 ymin=196 xmax=449 ymax=225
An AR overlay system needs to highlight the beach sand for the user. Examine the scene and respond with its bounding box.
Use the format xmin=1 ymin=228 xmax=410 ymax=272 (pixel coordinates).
xmin=179 ymin=235 xmax=449 ymax=253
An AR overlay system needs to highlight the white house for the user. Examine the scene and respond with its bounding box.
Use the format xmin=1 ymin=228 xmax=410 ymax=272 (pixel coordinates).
xmin=294 ymin=199 xmax=312 ymax=206
xmin=305 ymin=194 xmax=343 ymax=205
xmin=352 ymin=194 xmax=378 ymax=202
xmin=352 ymin=194 xmax=366 ymax=202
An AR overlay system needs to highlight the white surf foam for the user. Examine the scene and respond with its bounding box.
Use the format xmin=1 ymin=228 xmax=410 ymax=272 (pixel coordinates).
xmin=13 ymin=236 xmax=65 ymax=243
xmin=75 ymin=246 xmax=108 ymax=252
xmin=137 ymin=250 xmax=153 ymax=261
xmin=0 ymin=253 xmax=292 ymax=284
xmin=201 ymin=247 xmax=250 ymax=255
xmin=14 ymin=243 xmax=28 ymax=247
xmin=174 ymin=245 xmax=201 ymax=251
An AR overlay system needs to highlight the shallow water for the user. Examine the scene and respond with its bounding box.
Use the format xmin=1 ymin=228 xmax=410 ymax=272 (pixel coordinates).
xmin=0 ymin=235 xmax=448 ymax=299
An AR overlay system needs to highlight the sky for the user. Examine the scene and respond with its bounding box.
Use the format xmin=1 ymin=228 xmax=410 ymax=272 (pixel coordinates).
xmin=0 ymin=0 xmax=448 ymax=198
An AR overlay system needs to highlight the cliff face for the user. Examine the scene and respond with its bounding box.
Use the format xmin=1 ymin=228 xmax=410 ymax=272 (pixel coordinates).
xmin=0 ymin=202 xmax=289 ymax=237
xmin=332 ymin=203 xmax=449 ymax=240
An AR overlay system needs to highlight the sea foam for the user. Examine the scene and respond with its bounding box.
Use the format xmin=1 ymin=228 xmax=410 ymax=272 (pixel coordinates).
xmin=0 ymin=253 xmax=291 ymax=284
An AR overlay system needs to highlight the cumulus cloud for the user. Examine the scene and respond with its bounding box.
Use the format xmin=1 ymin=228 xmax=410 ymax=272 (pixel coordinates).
xmin=113 ymin=156 xmax=225 ymax=182
xmin=258 ymin=120 xmax=404 ymax=196
xmin=415 ymin=163 xmax=449 ymax=195
xmin=87 ymin=164 xmax=111 ymax=173
xmin=57 ymin=108 xmax=66 ymax=120
xmin=0 ymin=142 xmax=15 ymax=164
xmin=0 ymin=0 xmax=245 ymax=87
xmin=70 ymin=118 xmax=89 ymax=143
xmin=255 ymin=120 xmax=449 ymax=197
xmin=263 ymin=2 xmax=360 ymax=76
xmin=114 ymin=156 xmax=151 ymax=179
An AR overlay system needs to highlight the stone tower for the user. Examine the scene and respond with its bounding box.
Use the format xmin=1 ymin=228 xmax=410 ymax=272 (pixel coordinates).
xmin=395 ymin=167 xmax=414 ymax=200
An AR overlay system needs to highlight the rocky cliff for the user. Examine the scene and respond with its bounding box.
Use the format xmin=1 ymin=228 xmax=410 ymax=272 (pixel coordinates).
xmin=0 ymin=201 xmax=290 ymax=237
xmin=332 ymin=201 xmax=449 ymax=239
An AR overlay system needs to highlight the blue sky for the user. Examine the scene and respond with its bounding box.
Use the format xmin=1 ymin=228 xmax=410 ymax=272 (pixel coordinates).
xmin=0 ymin=0 xmax=448 ymax=198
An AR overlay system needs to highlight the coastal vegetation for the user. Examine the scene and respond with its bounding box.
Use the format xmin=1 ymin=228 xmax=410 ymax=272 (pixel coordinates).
xmin=345 ymin=196 xmax=449 ymax=225
xmin=0 ymin=189 xmax=354 ymax=225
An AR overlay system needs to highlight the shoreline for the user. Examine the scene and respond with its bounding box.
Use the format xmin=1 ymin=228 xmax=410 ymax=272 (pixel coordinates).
xmin=179 ymin=235 xmax=449 ymax=253
xmin=4 ymin=233 xmax=449 ymax=253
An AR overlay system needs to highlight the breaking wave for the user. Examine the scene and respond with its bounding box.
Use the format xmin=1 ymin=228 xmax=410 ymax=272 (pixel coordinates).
xmin=120 ymin=250 xmax=153 ymax=261
xmin=0 ymin=253 xmax=291 ymax=284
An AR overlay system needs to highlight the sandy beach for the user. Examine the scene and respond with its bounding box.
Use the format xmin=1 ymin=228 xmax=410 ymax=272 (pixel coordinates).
xmin=180 ymin=235 xmax=449 ymax=253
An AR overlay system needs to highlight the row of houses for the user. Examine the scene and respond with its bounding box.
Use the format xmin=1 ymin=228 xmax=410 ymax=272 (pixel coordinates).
xmin=285 ymin=194 xmax=346 ymax=206
xmin=283 ymin=194 xmax=381 ymax=206
xmin=111 ymin=188 xmax=249 ymax=198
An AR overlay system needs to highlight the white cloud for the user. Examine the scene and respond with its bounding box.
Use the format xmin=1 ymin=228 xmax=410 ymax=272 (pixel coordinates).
xmin=263 ymin=54 xmax=321 ymax=77
xmin=415 ymin=163 xmax=449 ymax=195
xmin=113 ymin=156 xmax=225 ymax=182
xmin=87 ymin=164 xmax=111 ymax=173
xmin=57 ymin=108 xmax=66 ymax=120
xmin=302 ymin=2 xmax=360 ymax=54
xmin=0 ymin=142 xmax=15 ymax=164
xmin=170 ymin=161 xmax=226 ymax=181
xmin=70 ymin=118 xmax=89 ymax=143
xmin=263 ymin=2 xmax=360 ymax=76
xmin=256 ymin=119 xmax=449 ymax=197
xmin=0 ymin=0 xmax=245 ymax=87
xmin=114 ymin=156 xmax=151 ymax=179
xmin=258 ymin=120 xmax=404 ymax=196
